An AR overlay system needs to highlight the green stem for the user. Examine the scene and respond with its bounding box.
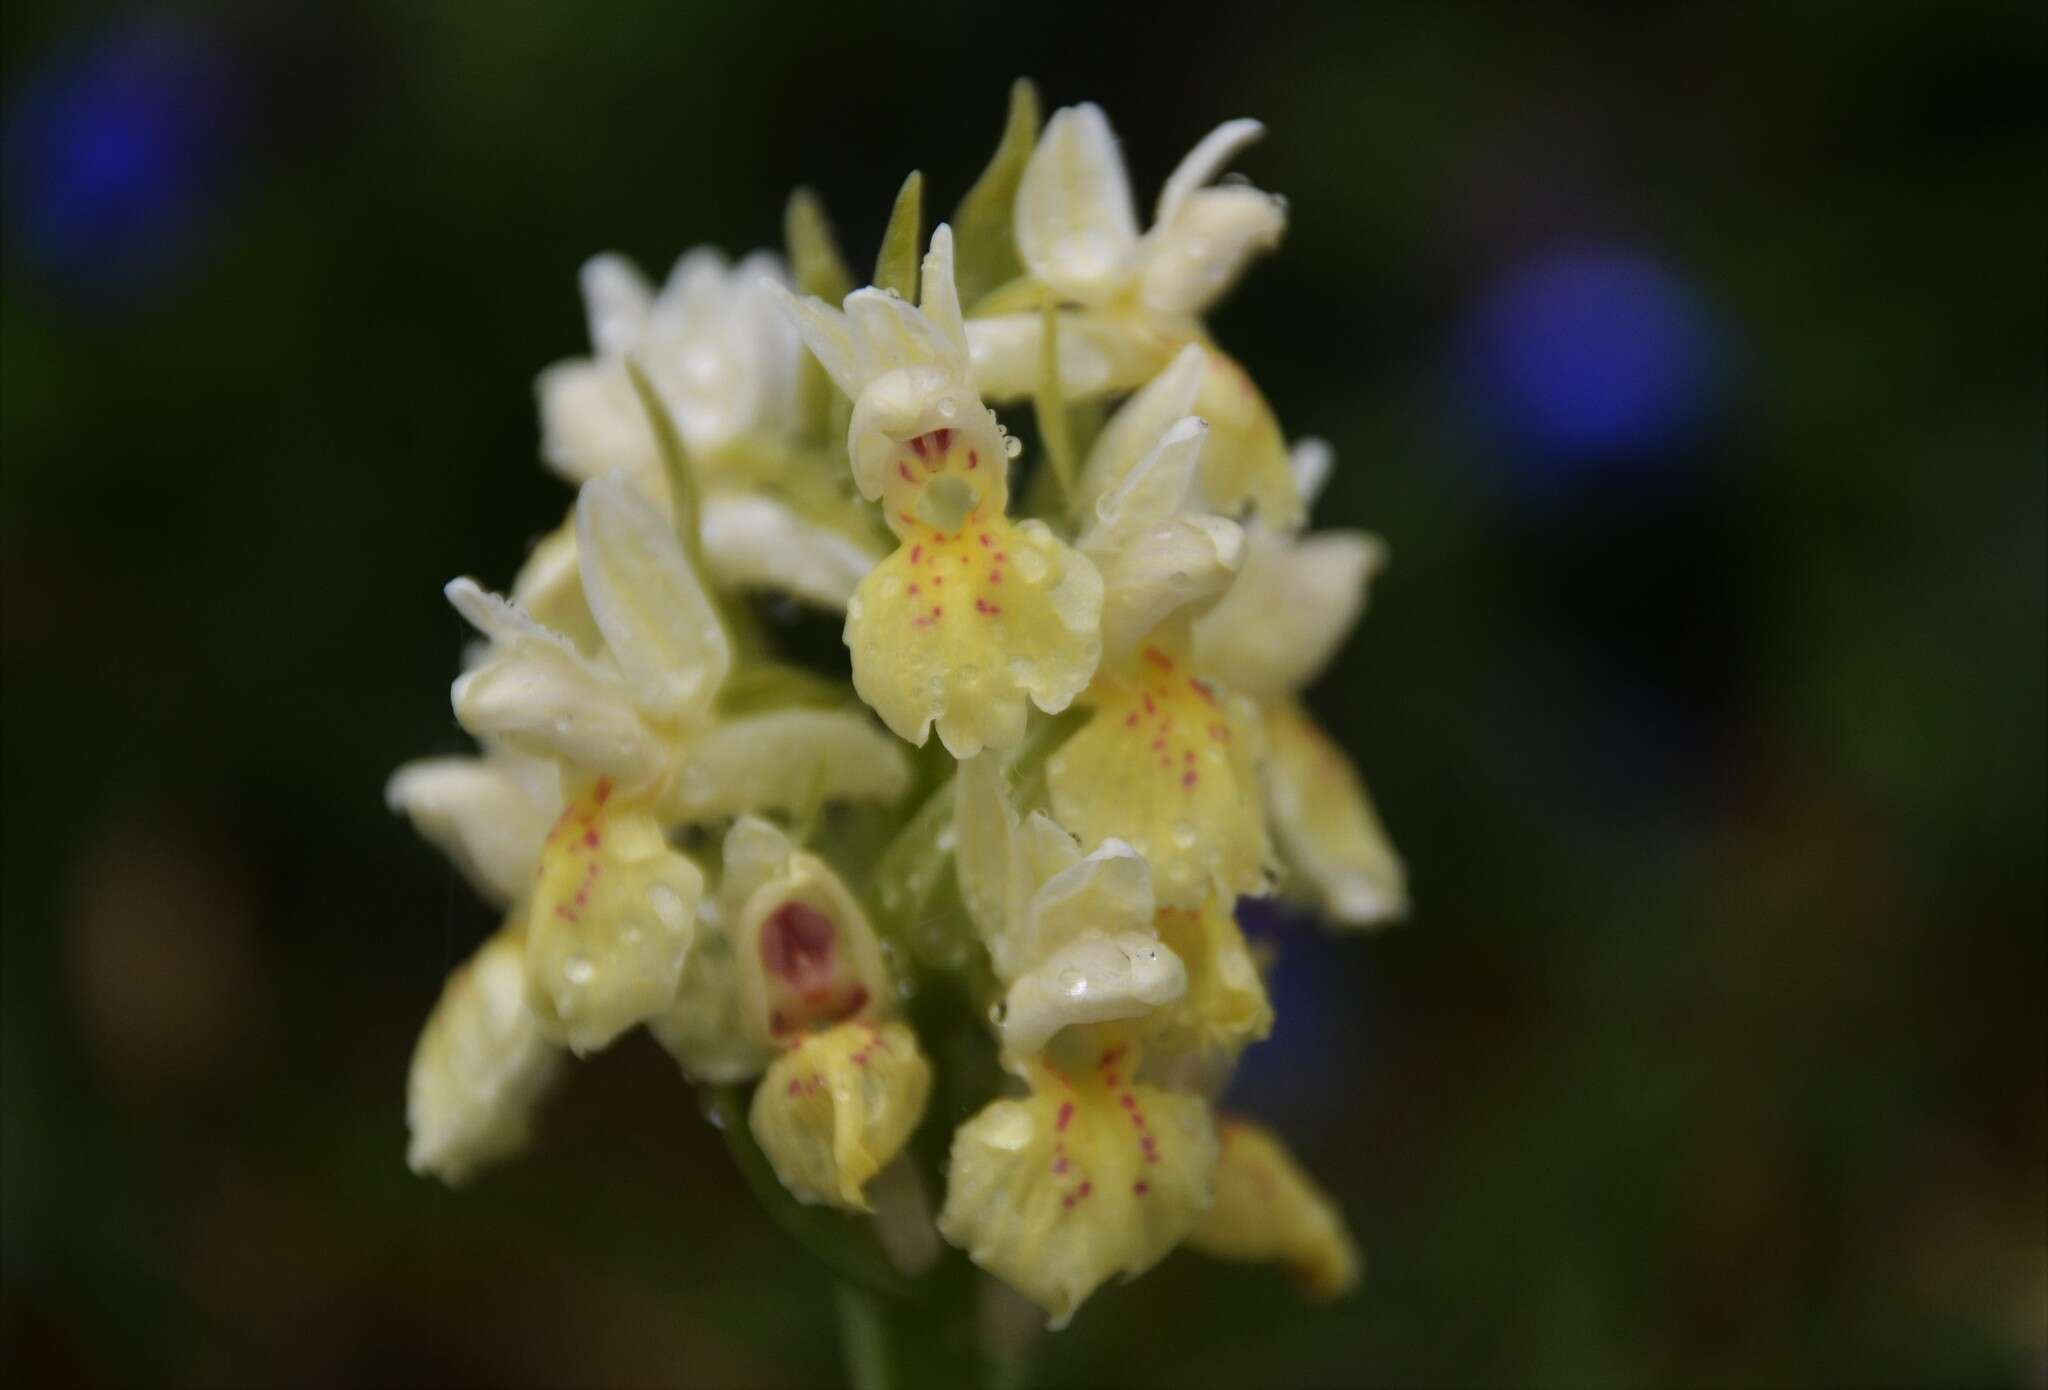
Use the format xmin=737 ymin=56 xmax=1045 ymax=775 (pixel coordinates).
xmin=831 ymin=1264 xmax=994 ymax=1390
xmin=834 ymin=1280 xmax=897 ymax=1390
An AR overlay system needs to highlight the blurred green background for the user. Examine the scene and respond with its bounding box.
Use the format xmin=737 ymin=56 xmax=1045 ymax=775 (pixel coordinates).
xmin=3 ymin=1 xmax=2043 ymax=1385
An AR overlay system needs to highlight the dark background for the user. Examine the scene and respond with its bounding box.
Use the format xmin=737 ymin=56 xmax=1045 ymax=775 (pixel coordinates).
xmin=4 ymin=2 xmax=2043 ymax=1385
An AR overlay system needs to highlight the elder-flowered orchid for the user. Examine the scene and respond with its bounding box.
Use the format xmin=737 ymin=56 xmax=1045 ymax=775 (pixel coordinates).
xmin=967 ymin=104 xmax=1300 ymax=527
xmin=656 ymin=816 xmax=932 ymax=1211
xmin=394 ymin=88 xmax=1403 ymax=1379
xmin=446 ymin=470 xmax=908 ymax=1052
xmin=1047 ymin=348 xmax=1271 ymax=912
xmin=776 ymin=225 xmax=1104 ymax=757
xmin=1193 ymin=441 xmax=1408 ymax=926
xmin=537 ymin=248 xmax=885 ymax=611
xmin=939 ymin=753 xmax=1215 ymax=1327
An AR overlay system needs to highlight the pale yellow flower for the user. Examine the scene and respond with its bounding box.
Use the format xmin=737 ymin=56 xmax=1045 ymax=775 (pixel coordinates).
xmin=751 ymin=1020 xmax=932 ymax=1211
xmin=660 ymin=817 xmax=930 ymax=1211
xmin=447 ymin=472 xmax=908 ymax=1052
xmin=1045 ymin=356 xmax=1269 ymax=910
xmin=537 ymin=247 xmax=885 ymax=611
xmin=777 ymin=225 xmax=1103 ymax=756
xmin=966 ymin=105 xmax=1299 ymax=525
xmin=940 ymin=754 xmax=1218 ymax=1325
xmin=942 ymin=1035 xmax=1217 ymax=1328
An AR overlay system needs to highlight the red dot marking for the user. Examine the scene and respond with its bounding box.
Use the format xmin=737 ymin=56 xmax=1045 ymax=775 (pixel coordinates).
xmin=898 ymin=461 xmax=915 ymax=484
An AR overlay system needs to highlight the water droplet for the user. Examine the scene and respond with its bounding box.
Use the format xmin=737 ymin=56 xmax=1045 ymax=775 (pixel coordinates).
xmin=1171 ymin=822 xmax=1198 ymax=850
xmin=1059 ymin=968 xmax=1085 ymax=996
xmin=879 ymin=575 xmax=903 ymax=599
xmin=1012 ymin=547 xmax=1048 ymax=583
xmin=563 ymin=956 xmax=595 ymax=986
xmin=1003 ymin=435 xmax=1024 ymax=460
xmin=1008 ymin=658 xmax=1038 ymax=687
xmin=648 ymin=881 xmax=688 ymax=931
xmin=935 ymin=825 xmax=957 ymax=852
xmin=935 ymin=396 xmax=958 ymax=420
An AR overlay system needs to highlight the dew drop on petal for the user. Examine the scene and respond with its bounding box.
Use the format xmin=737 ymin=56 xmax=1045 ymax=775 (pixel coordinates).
xmin=647 ymin=882 xmax=687 ymax=932
xmin=564 ymin=956 xmax=595 ymax=986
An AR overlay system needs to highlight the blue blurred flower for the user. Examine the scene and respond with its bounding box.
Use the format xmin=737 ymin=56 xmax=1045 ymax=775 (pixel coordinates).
xmin=4 ymin=22 xmax=234 ymax=297
xmin=1458 ymin=249 xmax=1717 ymax=472
xmin=1227 ymin=898 xmax=1370 ymax=1140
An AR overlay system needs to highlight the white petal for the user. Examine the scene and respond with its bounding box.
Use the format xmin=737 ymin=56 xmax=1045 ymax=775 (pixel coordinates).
xmin=1262 ymin=702 xmax=1408 ymax=927
xmin=1288 ymin=437 xmax=1334 ymax=514
xmin=1139 ymin=185 xmax=1286 ymax=317
xmin=657 ymin=707 xmax=912 ymax=824
xmin=845 ymin=288 xmax=965 ymax=380
xmin=718 ymin=814 xmax=797 ymax=914
xmin=574 ymin=472 xmax=731 ymax=723
xmin=642 ymin=248 xmax=790 ymax=452
xmin=918 ymin=224 xmax=969 ymax=364
xmin=735 ymin=251 xmax=803 ymax=437
xmin=1076 ymin=344 xmax=1206 ymax=513
xmin=1016 ymin=104 xmax=1141 ymax=303
xmin=386 ymin=755 xmax=559 ymax=906
xmin=407 ymin=927 xmax=564 ymax=1185
xmin=580 ymin=253 xmax=652 ymax=358
xmin=1000 ymin=928 xmax=1186 ymax=1057
xmin=1019 ymin=837 xmax=1156 ymax=967
xmin=1093 ymin=514 xmax=1244 ymax=660
xmin=1087 ymin=415 xmax=1211 ymax=548
xmin=535 ymin=358 xmax=657 ymax=487
xmin=772 ymin=285 xmax=864 ymax=401
xmin=445 ymin=578 xmax=662 ymax=781
xmin=1191 ymin=530 xmax=1384 ymax=699
xmin=510 ymin=517 xmax=604 ymax=655
xmin=1154 ymin=118 xmax=1265 ymax=224
xmin=951 ymin=753 xmax=1020 ymax=956
xmin=698 ymin=492 xmax=881 ymax=610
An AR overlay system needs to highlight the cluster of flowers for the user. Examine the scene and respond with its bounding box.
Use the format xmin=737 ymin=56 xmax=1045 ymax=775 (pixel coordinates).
xmin=391 ymin=86 xmax=1405 ymax=1329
